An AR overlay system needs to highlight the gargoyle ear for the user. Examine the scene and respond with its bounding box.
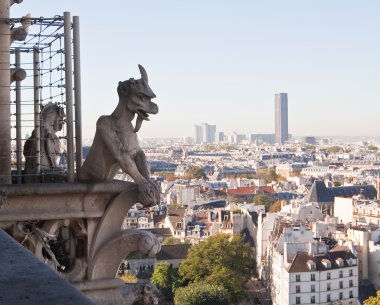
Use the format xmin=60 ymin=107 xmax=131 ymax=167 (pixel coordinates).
xmin=138 ymin=64 xmax=148 ymax=83
xmin=117 ymin=81 xmax=127 ymax=95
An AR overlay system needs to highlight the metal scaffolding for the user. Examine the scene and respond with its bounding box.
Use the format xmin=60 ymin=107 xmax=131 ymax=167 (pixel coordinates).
xmin=2 ymin=12 xmax=82 ymax=183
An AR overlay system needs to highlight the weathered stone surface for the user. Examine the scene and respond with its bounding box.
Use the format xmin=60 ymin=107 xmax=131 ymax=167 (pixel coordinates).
xmin=0 ymin=229 xmax=94 ymax=305
xmin=79 ymin=65 xmax=160 ymax=207
xmin=0 ymin=181 xmax=135 ymax=221
xmin=0 ymin=180 xmax=161 ymax=304
xmin=23 ymin=102 xmax=66 ymax=183
xmin=89 ymin=229 xmax=160 ymax=280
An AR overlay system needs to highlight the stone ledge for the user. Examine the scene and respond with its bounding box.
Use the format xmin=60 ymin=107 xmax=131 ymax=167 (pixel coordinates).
xmin=0 ymin=180 xmax=135 ymax=196
xmin=0 ymin=229 xmax=95 ymax=305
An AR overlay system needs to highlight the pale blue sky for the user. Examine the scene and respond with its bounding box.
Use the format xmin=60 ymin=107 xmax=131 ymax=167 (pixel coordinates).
xmin=11 ymin=1 xmax=380 ymax=140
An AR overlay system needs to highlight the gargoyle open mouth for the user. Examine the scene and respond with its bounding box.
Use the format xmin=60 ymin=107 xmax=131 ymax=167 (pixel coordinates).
xmin=136 ymin=109 xmax=150 ymax=121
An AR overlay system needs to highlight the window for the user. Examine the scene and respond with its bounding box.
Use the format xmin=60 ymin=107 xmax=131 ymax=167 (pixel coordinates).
xmin=327 ymin=283 xmax=331 ymax=291
xmin=327 ymin=294 xmax=331 ymax=302
xmin=349 ymin=279 xmax=353 ymax=287
xmin=327 ymin=272 xmax=331 ymax=280
xmin=296 ymin=297 xmax=300 ymax=304
xmin=349 ymin=269 xmax=353 ymax=276
xmin=339 ymin=281 xmax=343 ymax=289
xmin=339 ymin=292 xmax=343 ymax=300
xmin=296 ymin=274 xmax=300 ymax=282
xmin=311 ymin=296 xmax=315 ymax=304
xmin=349 ymin=290 xmax=353 ymax=298
xmin=339 ymin=270 xmax=343 ymax=278
xmin=311 ymin=284 xmax=315 ymax=292
xmin=296 ymin=285 xmax=300 ymax=293
xmin=311 ymin=274 xmax=315 ymax=281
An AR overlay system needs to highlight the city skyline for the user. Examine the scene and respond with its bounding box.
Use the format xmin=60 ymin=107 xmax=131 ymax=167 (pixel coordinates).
xmin=11 ymin=1 xmax=380 ymax=140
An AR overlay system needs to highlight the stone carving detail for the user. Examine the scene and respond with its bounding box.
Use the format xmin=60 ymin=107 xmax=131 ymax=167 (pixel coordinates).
xmin=23 ymin=102 xmax=66 ymax=183
xmin=79 ymin=65 xmax=160 ymax=206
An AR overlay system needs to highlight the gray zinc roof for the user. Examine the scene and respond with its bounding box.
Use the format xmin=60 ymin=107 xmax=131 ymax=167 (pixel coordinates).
xmin=304 ymin=180 xmax=377 ymax=205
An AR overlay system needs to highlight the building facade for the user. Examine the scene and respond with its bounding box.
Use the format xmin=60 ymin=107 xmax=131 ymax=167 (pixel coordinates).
xmin=275 ymin=93 xmax=289 ymax=144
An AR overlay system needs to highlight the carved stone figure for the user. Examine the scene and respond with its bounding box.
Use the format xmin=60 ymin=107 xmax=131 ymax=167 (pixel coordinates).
xmin=23 ymin=102 xmax=66 ymax=183
xmin=79 ymin=65 xmax=160 ymax=206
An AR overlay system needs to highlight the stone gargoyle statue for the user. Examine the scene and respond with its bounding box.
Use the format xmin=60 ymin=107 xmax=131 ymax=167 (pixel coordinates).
xmin=23 ymin=102 xmax=66 ymax=183
xmin=79 ymin=65 xmax=160 ymax=206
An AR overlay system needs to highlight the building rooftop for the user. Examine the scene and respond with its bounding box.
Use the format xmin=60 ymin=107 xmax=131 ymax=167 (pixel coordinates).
xmin=156 ymin=244 xmax=191 ymax=261
xmin=287 ymin=249 xmax=356 ymax=273
xmin=304 ymin=180 xmax=377 ymax=205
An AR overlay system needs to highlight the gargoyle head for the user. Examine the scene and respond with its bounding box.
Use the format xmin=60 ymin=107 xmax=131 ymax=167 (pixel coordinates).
xmin=117 ymin=65 xmax=159 ymax=132
xmin=40 ymin=102 xmax=66 ymax=132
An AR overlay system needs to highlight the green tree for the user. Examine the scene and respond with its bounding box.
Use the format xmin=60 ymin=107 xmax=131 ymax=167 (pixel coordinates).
xmin=151 ymin=263 xmax=179 ymax=300
xmin=327 ymin=146 xmax=341 ymax=154
xmin=178 ymin=234 xmax=256 ymax=303
xmin=253 ymin=193 xmax=273 ymax=212
xmin=204 ymin=144 xmax=216 ymax=151
xmin=174 ymin=283 xmax=229 ymax=305
xmin=367 ymin=145 xmax=378 ymax=152
xmin=269 ymin=200 xmax=282 ymax=212
xmin=219 ymin=144 xmax=236 ymax=151
xmin=161 ymin=237 xmax=182 ymax=245
xmin=185 ymin=166 xmax=207 ymax=180
xmin=364 ymin=290 xmax=380 ymax=305
xmin=254 ymin=168 xmax=278 ymax=183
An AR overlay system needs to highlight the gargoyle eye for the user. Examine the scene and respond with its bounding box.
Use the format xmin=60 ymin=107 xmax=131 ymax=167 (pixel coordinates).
xmin=137 ymin=93 xmax=148 ymax=100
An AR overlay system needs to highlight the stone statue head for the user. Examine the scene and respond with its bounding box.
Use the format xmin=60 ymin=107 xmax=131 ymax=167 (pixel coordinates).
xmin=117 ymin=65 xmax=159 ymax=132
xmin=40 ymin=102 xmax=66 ymax=132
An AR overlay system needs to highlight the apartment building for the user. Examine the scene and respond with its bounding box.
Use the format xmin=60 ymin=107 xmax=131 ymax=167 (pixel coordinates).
xmin=268 ymin=222 xmax=358 ymax=305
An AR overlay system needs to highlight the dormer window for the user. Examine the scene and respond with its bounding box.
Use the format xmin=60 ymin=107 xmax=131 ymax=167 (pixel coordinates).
xmin=322 ymin=259 xmax=331 ymax=269
xmin=336 ymin=258 xmax=344 ymax=267
xmin=176 ymin=222 xmax=183 ymax=229
xmin=307 ymin=260 xmax=316 ymax=271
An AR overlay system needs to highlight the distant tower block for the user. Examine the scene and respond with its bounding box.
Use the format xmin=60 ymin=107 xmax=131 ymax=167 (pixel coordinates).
xmin=275 ymin=93 xmax=289 ymax=144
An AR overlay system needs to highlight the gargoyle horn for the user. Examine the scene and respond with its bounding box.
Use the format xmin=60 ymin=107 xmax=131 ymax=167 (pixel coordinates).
xmin=138 ymin=64 xmax=148 ymax=83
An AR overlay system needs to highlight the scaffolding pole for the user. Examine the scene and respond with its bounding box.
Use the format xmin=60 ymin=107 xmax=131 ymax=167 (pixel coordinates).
xmin=73 ymin=15 xmax=82 ymax=179
xmin=15 ymin=48 xmax=22 ymax=183
xmin=64 ymin=11 xmax=74 ymax=182
xmin=33 ymin=47 xmax=41 ymax=177
xmin=0 ymin=0 xmax=11 ymax=184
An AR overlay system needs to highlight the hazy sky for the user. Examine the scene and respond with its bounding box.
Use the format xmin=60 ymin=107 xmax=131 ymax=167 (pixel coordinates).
xmin=11 ymin=1 xmax=380 ymax=140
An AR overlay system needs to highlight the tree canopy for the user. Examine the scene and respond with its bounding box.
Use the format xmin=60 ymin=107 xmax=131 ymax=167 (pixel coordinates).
xmin=268 ymin=200 xmax=282 ymax=212
xmin=178 ymin=234 xmax=256 ymax=303
xmin=174 ymin=283 xmax=229 ymax=305
xmin=184 ymin=166 xmax=207 ymax=180
xmin=327 ymin=145 xmax=341 ymax=154
xmin=254 ymin=168 xmax=279 ymax=183
xmin=150 ymin=263 xmax=179 ymax=300
xmin=367 ymin=145 xmax=378 ymax=152
xmin=253 ymin=193 xmax=274 ymax=211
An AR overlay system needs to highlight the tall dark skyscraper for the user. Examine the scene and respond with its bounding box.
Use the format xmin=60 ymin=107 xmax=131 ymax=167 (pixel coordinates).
xmin=275 ymin=93 xmax=288 ymax=144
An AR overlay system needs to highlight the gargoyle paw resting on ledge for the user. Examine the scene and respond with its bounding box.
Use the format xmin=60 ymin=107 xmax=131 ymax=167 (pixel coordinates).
xmin=79 ymin=65 xmax=160 ymax=206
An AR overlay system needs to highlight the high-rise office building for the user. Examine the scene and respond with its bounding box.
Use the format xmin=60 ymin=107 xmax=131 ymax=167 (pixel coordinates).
xmin=202 ymin=123 xmax=216 ymax=143
xmin=194 ymin=125 xmax=203 ymax=144
xmin=194 ymin=123 xmax=216 ymax=144
xmin=275 ymin=93 xmax=288 ymax=144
